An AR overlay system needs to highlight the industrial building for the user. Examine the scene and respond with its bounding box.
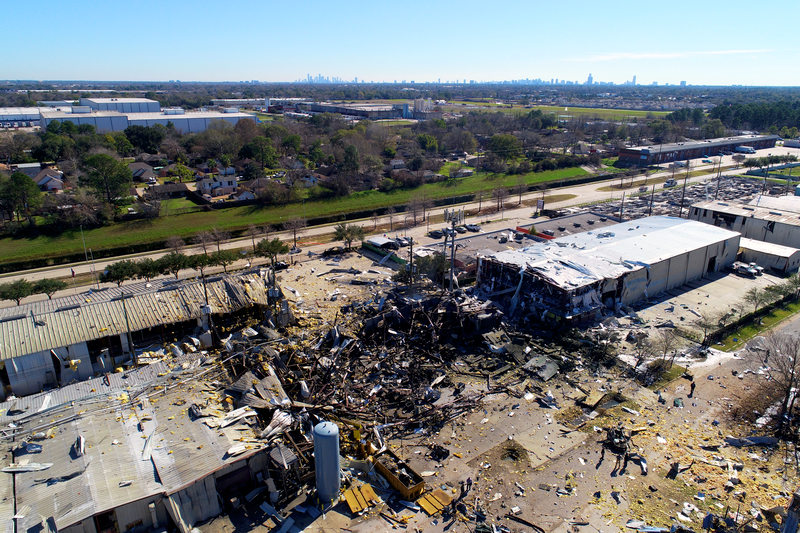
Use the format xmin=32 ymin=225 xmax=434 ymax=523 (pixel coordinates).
xmin=80 ymin=97 xmax=161 ymax=113
xmin=211 ymin=98 xmax=269 ymax=108
xmin=618 ymin=135 xmax=778 ymax=165
xmin=0 ymin=353 xmax=287 ymax=533
xmin=0 ymin=98 xmax=255 ymax=133
xmin=0 ymin=272 xmax=272 ymax=399
xmin=690 ymin=198 xmax=800 ymax=249
xmin=296 ymin=102 xmax=411 ymax=120
xmin=739 ymin=237 xmax=800 ymax=274
xmin=477 ymin=216 xmax=740 ymax=322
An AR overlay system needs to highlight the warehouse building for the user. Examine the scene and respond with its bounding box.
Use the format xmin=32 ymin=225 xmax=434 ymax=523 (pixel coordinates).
xmin=739 ymin=237 xmax=800 ymax=274
xmin=690 ymin=199 xmax=800 ymax=249
xmin=618 ymin=135 xmax=778 ymax=165
xmin=79 ymin=97 xmax=161 ymax=113
xmin=297 ymin=101 xmax=411 ymax=120
xmin=0 ymin=272 xmax=272 ymax=399
xmin=39 ymin=108 xmax=255 ymax=133
xmin=477 ymin=216 xmax=740 ymax=323
xmin=0 ymin=355 xmax=284 ymax=533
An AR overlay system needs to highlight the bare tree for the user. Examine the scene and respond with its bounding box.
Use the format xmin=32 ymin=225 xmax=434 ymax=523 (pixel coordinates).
xmin=245 ymin=225 xmax=261 ymax=252
xmin=744 ymin=334 xmax=800 ymax=438
xmin=631 ymin=333 xmax=653 ymax=371
xmin=371 ymin=212 xmax=379 ymax=230
xmin=407 ymin=196 xmax=423 ymax=226
xmin=492 ymin=187 xmax=508 ymax=214
xmin=743 ymin=287 xmax=766 ymax=315
xmin=514 ymin=176 xmax=527 ymax=206
xmin=387 ymin=206 xmax=395 ymax=231
xmin=194 ymin=231 xmax=213 ymax=255
xmin=284 ymin=218 xmax=306 ymax=249
xmin=475 ymin=190 xmax=484 ymax=214
xmin=166 ymin=235 xmax=185 ymax=254
xmin=692 ymin=311 xmax=720 ymax=346
xmin=654 ymin=329 xmax=679 ymax=365
xmin=210 ymin=227 xmax=230 ymax=253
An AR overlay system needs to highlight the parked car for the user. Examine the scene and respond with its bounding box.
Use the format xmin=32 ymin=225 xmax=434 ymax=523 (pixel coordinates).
xmin=428 ymin=229 xmax=444 ymax=239
xmin=443 ymin=227 xmax=456 ymax=237
xmin=395 ymin=236 xmax=410 ymax=247
xmin=455 ymin=225 xmax=467 ymax=234
xmin=638 ymin=185 xmax=649 ymax=192
xmin=664 ymin=179 xmax=677 ymax=188
xmin=273 ymin=261 xmax=289 ymax=271
xmin=465 ymin=224 xmax=481 ymax=232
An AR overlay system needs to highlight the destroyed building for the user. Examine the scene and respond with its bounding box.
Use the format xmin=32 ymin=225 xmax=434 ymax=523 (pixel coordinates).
xmin=0 ymin=272 xmax=274 ymax=399
xmin=477 ymin=216 xmax=740 ymax=322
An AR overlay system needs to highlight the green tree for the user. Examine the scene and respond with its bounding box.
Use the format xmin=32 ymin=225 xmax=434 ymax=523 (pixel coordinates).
xmin=158 ymin=252 xmax=189 ymax=279
xmin=282 ymin=134 xmax=302 ymax=155
xmin=341 ymin=145 xmax=359 ymax=173
xmin=247 ymin=137 xmax=278 ymax=169
xmin=0 ymin=279 xmax=34 ymax=305
xmin=212 ymin=249 xmax=237 ymax=273
xmin=4 ymin=171 xmax=43 ymax=224
xmin=488 ymin=134 xmax=522 ymax=162
xmin=136 ymin=258 xmax=161 ymax=281
xmin=82 ymin=154 xmax=133 ymax=203
xmin=173 ymin=163 xmax=194 ymax=183
xmin=189 ymin=252 xmax=213 ymax=278
xmin=32 ymin=278 xmax=68 ymax=299
xmin=333 ymin=223 xmax=365 ymax=250
xmin=256 ymin=237 xmax=289 ymax=265
xmin=124 ymin=125 xmax=166 ymax=153
xmin=701 ymin=118 xmax=725 ymax=139
xmin=417 ymin=133 xmax=438 ymax=153
xmin=101 ymin=259 xmax=140 ymax=286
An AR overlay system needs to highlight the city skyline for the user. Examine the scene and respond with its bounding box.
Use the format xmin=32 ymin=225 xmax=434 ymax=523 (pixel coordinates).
xmin=1 ymin=0 xmax=798 ymax=86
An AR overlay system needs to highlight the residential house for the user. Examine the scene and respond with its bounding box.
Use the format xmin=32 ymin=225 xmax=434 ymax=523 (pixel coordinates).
xmin=452 ymin=168 xmax=474 ymax=178
xmin=145 ymin=182 xmax=189 ymax=199
xmin=128 ymin=161 xmax=156 ymax=182
xmin=233 ymin=190 xmax=256 ymax=201
xmin=34 ymin=167 xmax=64 ymax=192
xmin=389 ymin=158 xmax=406 ymax=170
xmin=197 ymin=176 xmax=237 ymax=197
xmin=285 ymin=172 xmax=322 ymax=188
xmin=10 ymin=162 xmax=44 ymax=178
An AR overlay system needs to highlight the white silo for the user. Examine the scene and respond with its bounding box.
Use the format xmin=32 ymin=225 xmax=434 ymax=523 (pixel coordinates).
xmin=313 ymin=421 xmax=340 ymax=504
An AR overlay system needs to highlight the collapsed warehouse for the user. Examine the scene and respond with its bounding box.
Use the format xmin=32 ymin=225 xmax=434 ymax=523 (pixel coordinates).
xmin=0 ymin=271 xmax=288 ymax=399
xmin=476 ymin=216 xmax=741 ymax=323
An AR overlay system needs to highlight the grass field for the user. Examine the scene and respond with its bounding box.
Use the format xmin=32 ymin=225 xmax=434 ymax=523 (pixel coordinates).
xmin=717 ymin=299 xmax=800 ymax=351
xmin=0 ymin=166 xmax=588 ymax=265
xmin=442 ymin=102 xmax=670 ymax=120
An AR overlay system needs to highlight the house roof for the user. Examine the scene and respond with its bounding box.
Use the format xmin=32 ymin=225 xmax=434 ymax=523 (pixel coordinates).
xmin=146 ymin=182 xmax=188 ymax=194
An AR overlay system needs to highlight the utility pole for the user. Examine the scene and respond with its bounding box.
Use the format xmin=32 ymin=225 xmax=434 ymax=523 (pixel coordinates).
xmin=619 ymin=191 xmax=625 ymax=219
xmin=678 ymin=163 xmax=690 ymax=218
xmin=408 ymin=237 xmax=414 ymax=285
xmin=121 ymin=291 xmax=136 ymax=366
xmin=648 ymin=184 xmax=655 ymax=216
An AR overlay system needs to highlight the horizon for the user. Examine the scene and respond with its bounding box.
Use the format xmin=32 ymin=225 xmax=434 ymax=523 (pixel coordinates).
xmin=2 ymin=0 xmax=798 ymax=86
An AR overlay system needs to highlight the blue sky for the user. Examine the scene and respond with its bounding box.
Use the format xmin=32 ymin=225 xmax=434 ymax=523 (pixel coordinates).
xmin=2 ymin=0 xmax=797 ymax=86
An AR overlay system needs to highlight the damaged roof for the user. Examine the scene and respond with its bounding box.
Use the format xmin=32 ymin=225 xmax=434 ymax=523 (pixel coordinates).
xmin=4 ymin=359 xmax=264 ymax=531
xmin=484 ymin=216 xmax=740 ymax=290
xmin=0 ymin=272 xmax=271 ymax=361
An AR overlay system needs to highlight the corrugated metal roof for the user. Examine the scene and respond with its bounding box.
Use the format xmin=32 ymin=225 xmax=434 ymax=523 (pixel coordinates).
xmin=0 ymin=272 xmax=270 ymax=361
xmin=692 ymin=200 xmax=800 ymax=227
xmin=740 ymin=237 xmax=800 ymax=258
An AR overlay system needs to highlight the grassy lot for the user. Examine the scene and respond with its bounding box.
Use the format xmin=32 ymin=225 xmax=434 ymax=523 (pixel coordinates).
xmin=649 ymin=363 xmax=687 ymax=390
xmin=375 ymin=119 xmax=415 ymax=127
xmin=717 ymin=299 xmax=800 ymax=351
xmin=442 ymin=103 xmax=670 ymax=120
xmin=0 ymin=166 xmax=588 ymax=265
xmin=160 ymin=197 xmax=201 ymax=214
xmin=595 ymin=165 xmax=738 ymax=192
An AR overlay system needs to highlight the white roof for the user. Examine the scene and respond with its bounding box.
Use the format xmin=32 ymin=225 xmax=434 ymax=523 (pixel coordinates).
xmin=693 ymin=200 xmax=800 ymax=228
xmin=740 ymin=237 xmax=800 ymax=258
xmin=487 ymin=216 xmax=740 ymax=290
xmin=82 ymin=97 xmax=159 ymax=104
xmin=748 ymin=194 xmax=800 ymax=214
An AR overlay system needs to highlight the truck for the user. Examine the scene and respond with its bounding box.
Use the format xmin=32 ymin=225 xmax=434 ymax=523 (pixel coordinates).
xmin=735 ymin=146 xmax=756 ymax=154
xmin=664 ymin=178 xmax=678 ymax=188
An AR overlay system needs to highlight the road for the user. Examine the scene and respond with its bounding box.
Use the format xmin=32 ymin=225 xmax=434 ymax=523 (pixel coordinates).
xmin=0 ymin=150 xmax=790 ymax=307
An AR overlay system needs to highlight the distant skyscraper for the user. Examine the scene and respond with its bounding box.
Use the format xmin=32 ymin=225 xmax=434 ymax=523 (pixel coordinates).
xmin=632 ymin=75 xmax=637 ymax=85
xmin=586 ymin=73 xmax=593 ymax=85
xmin=680 ymin=80 xmax=687 ymax=87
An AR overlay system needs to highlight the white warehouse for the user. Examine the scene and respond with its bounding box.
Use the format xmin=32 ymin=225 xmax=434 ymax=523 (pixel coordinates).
xmin=478 ymin=216 xmax=740 ymax=323
xmin=80 ymin=97 xmax=162 ymax=113
xmin=690 ymin=199 xmax=800 ymax=249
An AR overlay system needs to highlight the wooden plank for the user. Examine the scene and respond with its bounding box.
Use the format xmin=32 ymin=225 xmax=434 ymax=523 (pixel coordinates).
xmin=417 ymin=494 xmax=440 ymax=515
xmin=430 ymin=489 xmax=452 ymax=507
xmin=344 ymin=488 xmax=365 ymax=514
xmin=359 ymin=483 xmax=379 ymax=503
